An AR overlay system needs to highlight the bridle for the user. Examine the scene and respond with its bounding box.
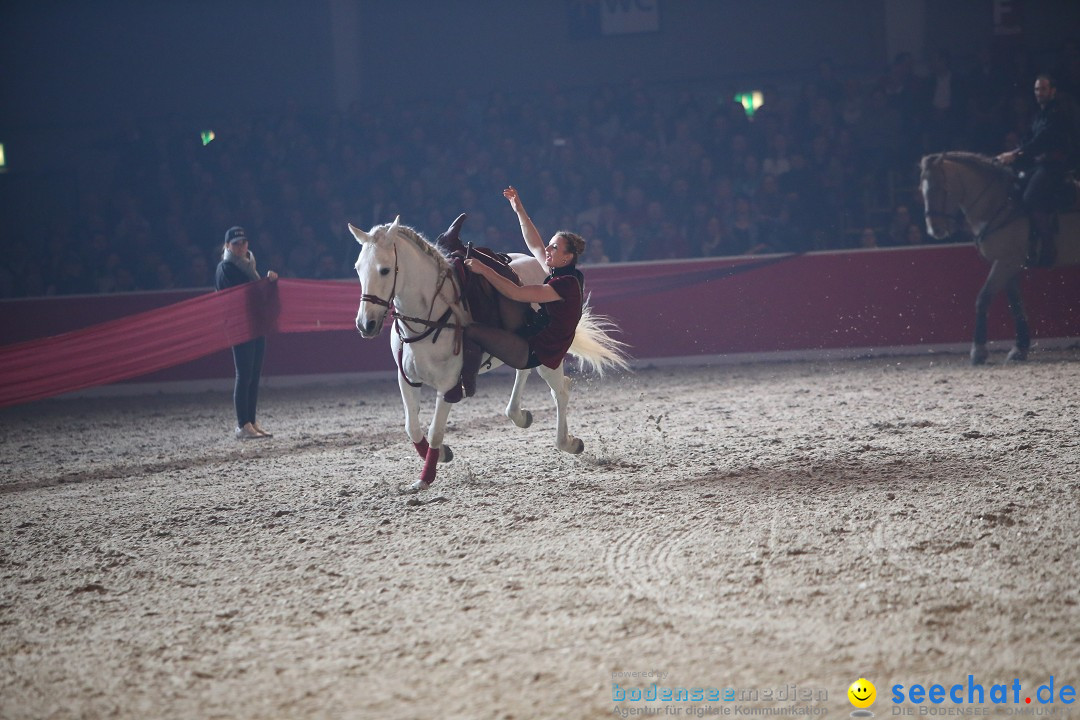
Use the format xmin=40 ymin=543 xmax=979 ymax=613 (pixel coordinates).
xmin=925 ymin=155 xmax=1020 ymax=242
xmin=923 ymin=160 xmax=964 ymax=235
xmin=359 ymin=236 xmax=465 ymax=388
xmin=360 ymin=244 xmax=400 ymax=315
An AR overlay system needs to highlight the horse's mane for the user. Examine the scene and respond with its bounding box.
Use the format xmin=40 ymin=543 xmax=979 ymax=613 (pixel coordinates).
xmin=373 ymin=222 xmax=454 ymax=276
xmin=923 ymin=151 xmax=1015 ymax=184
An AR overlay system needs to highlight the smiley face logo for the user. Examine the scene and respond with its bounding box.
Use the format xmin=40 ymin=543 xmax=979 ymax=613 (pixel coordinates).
xmin=848 ymin=678 xmax=876 ymax=708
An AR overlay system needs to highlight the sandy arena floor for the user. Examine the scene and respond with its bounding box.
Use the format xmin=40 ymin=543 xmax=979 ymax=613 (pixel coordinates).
xmin=1 ymin=348 xmax=1079 ymax=719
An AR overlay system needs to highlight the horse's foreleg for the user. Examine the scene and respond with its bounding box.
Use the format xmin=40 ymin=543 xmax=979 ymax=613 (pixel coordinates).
xmin=413 ymin=397 xmax=454 ymax=491
xmin=972 ymin=260 xmax=1020 ymax=365
xmin=537 ymin=364 xmax=583 ymax=454
xmin=398 ymin=377 xmax=427 ymax=458
xmin=1005 ymin=275 xmax=1030 ymax=362
xmin=505 ymin=368 xmax=534 ymax=429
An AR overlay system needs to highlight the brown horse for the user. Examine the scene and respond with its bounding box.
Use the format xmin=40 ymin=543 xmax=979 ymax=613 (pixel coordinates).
xmin=919 ymin=152 xmax=1080 ymax=364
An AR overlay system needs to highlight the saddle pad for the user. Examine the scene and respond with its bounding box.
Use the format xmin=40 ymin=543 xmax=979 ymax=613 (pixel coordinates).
xmin=447 ymin=244 xmax=522 ymax=329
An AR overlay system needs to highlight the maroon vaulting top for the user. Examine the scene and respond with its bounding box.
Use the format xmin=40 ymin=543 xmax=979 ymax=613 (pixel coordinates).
xmin=529 ymin=273 xmax=583 ymax=369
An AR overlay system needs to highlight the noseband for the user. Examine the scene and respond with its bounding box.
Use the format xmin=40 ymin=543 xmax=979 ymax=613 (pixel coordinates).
xmin=924 ymin=164 xmax=963 ymax=231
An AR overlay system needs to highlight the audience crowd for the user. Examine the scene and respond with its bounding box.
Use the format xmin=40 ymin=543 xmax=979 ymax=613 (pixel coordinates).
xmin=2 ymin=42 xmax=1079 ymax=298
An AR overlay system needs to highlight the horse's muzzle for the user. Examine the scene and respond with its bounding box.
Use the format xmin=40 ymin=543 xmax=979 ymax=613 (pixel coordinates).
xmin=357 ymin=316 xmax=382 ymax=338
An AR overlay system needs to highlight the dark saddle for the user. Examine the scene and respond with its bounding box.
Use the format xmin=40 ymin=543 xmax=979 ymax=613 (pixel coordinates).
xmin=435 ymin=214 xmax=524 ymax=331
xmin=1014 ymin=176 xmax=1079 ymax=267
xmin=434 ymin=213 xmax=535 ymax=403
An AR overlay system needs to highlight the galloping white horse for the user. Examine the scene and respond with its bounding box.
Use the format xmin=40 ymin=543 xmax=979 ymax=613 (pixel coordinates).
xmin=920 ymin=151 xmax=1080 ymax=364
xmin=351 ymin=217 xmax=628 ymax=491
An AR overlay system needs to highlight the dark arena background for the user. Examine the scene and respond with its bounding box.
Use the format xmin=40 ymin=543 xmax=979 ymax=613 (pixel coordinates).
xmin=2 ymin=2 xmax=1080 ymax=718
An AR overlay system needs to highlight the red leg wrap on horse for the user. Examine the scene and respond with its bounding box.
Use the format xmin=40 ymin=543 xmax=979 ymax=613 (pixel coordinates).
xmin=420 ymin=445 xmax=440 ymax=486
xmin=413 ymin=438 xmax=429 ymax=459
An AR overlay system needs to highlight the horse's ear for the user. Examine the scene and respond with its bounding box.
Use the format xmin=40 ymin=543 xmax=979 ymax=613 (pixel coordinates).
xmin=390 ymin=215 xmax=401 ymax=231
xmin=348 ymin=223 xmax=369 ymax=245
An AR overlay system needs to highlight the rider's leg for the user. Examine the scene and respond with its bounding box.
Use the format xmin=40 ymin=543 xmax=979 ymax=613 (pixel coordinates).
xmin=1024 ymin=166 xmax=1056 ymax=240
xmin=443 ymin=325 xmax=532 ymax=404
xmin=498 ymin=295 xmax=528 ymax=332
xmin=465 ymin=325 xmax=533 ymax=370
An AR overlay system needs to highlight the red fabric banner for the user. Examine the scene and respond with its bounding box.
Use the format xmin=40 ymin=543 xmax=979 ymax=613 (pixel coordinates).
xmin=0 ymin=280 xmax=281 ymax=408
xmin=2 ymin=245 xmax=1079 ymax=409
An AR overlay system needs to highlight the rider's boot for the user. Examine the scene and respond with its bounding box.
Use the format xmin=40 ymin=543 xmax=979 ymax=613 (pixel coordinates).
xmin=1028 ymin=211 xmax=1055 ymax=266
xmin=434 ymin=213 xmax=468 ymax=256
xmin=460 ymin=339 xmax=483 ymax=398
xmin=442 ymin=339 xmax=483 ymax=404
xmin=1033 ymin=211 xmax=1053 ymax=240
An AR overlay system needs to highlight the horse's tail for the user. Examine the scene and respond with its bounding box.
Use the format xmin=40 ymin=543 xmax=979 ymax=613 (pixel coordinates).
xmin=567 ymin=297 xmax=631 ymax=376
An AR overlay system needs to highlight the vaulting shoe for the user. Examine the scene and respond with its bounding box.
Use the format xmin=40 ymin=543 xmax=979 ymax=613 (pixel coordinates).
xmin=434 ymin=213 xmax=468 ymax=256
xmin=443 ymin=381 xmax=465 ymax=404
xmin=235 ymin=422 xmax=262 ymax=440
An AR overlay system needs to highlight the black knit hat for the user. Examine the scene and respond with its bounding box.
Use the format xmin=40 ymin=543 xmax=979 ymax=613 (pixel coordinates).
xmin=225 ymin=226 xmax=248 ymax=244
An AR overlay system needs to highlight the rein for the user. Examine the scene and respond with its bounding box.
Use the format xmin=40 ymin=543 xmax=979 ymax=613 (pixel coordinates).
xmin=942 ymin=155 xmax=1023 ymax=244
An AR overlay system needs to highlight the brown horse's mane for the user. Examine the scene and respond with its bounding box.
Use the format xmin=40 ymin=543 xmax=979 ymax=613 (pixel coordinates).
xmin=922 ymin=151 xmax=1016 ymax=185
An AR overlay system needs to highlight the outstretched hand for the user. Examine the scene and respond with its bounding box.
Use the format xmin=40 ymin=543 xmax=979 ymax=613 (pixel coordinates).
xmin=503 ymin=186 xmax=524 ymax=212
xmin=267 ymin=270 xmax=279 ymax=281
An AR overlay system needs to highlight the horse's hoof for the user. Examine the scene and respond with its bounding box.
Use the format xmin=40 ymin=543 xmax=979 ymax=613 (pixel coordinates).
xmin=570 ymin=438 xmax=584 ymax=454
xmin=1006 ymin=346 xmax=1028 ymax=362
xmin=970 ymin=345 xmax=989 ymax=365
xmin=510 ymin=409 xmax=533 ymax=429
xmin=440 ymin=445 xmax=454 ymax=463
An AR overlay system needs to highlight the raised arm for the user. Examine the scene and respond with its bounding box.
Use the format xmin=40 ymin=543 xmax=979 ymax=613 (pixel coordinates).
xmin=504 ymin=186 xmax=547 ymax=268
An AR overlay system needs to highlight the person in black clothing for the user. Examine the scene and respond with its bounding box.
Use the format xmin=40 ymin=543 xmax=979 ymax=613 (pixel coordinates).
xmin=997 ymin=74 xmax=1077 ymax=245
xmin=215 ymin=226 xmax=278 ymax=440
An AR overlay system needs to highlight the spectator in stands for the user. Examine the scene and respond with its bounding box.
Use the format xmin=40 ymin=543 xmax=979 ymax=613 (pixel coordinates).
xmin=886 ymin=205 xmax=914 ymax=246
xmin=697 ymin=215 xmax=730 ymax=257
xmin=730 ymin=195 xmax=763 ymax=254
xmin=613 ymin=220 xmax=641 ymax=262
xmin=859 ymin=227 xmax=880 ymax=248
xmin=215 ymin=226 xmax=278 ymax=440
xmin=924 ymin=49 xmax=965 ymax=151
xmin=581 ymin=233 xmax=611 ymax=264
xmin=762 ymin=132 xmax=792 ymax=178
xmin=905 ymin=223 xmax=927 ymax=245
xmin=965 ymin=46 xmax=1009 ymax=154
xmin=14 ymin=35 xmax=1080 ymax=300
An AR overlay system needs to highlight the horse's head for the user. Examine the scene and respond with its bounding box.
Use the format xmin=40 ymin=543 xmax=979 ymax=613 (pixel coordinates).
xmin=350 ymin=216 xmax=402 ymax=338
xmin=919 ymin=153 xmax=961 ymax=239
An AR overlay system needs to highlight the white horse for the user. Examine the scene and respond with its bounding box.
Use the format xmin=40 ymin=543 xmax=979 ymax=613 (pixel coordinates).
xmin=351 ymin=217 xmax=628 ymax=491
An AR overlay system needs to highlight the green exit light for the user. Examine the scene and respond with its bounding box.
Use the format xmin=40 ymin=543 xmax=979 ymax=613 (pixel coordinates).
xmin=201 ymin=130 xmax=216 ymax=146
xmin=734 ymin=91 xmax=763 ymax=118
